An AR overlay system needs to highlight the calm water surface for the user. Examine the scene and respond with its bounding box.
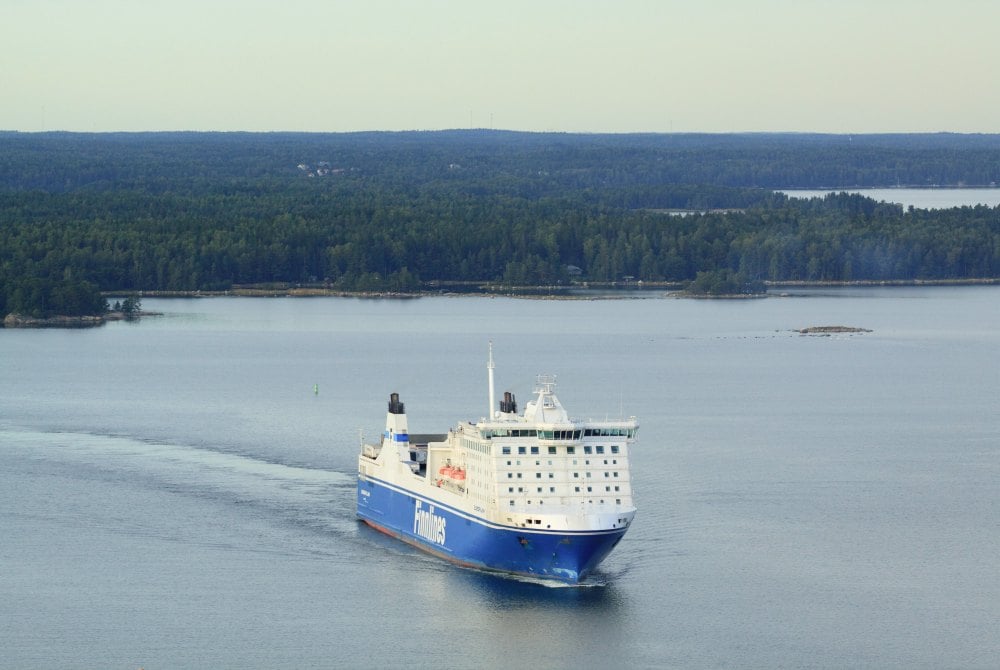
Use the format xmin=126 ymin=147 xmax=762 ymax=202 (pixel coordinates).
xmin=2 ymin=288 xmax=998 ymax=669
xmin=779 ymin=187 xmax=1000 ymax=209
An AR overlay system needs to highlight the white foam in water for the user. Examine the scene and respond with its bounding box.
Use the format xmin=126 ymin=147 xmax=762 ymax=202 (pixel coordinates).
xmin=1 ymin=424 xmax=353 ymax=516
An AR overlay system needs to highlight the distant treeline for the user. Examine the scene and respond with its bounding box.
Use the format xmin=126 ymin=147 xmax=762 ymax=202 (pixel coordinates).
xmin=4 ymin=130 xmax=1000 ymax=192
xmin=1 ymin=131 xmax=999 ymax=316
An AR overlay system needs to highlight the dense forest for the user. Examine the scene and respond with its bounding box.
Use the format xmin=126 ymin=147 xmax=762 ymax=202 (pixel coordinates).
xmin=2 ymin=131 xmax=999 ymax=317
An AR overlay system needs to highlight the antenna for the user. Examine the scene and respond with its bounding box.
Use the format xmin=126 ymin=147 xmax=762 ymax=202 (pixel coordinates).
xmin=488 ymin=341 xmax=496 ymax=419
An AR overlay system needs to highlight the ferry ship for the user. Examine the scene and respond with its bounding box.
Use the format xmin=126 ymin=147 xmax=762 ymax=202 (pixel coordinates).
xmin=356 ymin=347 xmax=637 ymax=583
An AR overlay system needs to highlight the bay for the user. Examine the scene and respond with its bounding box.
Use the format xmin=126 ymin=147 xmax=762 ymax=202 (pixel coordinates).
xmin=1 ymin=288 xmax=998 ymax=669
xmin=779 ymin=187 xmax=1000 ymax=209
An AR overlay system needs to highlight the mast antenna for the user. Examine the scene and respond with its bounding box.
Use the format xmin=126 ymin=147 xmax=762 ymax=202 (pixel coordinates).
xmin=488 ymin=341 xmax=496 ymax=419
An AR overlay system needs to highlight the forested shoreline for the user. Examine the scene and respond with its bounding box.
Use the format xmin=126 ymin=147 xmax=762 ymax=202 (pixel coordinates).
xmin=2 ymin=130 xmax=999 ymax=319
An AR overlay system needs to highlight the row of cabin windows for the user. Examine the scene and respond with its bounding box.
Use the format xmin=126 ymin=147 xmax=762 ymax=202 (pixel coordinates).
xmin=507 ymin=471 xmax=620 ymax=479
xmin=504 ymin=459 xmax=619 ymax=467
xmin=513 ymin=515 xmax=626 ymax=525
xmin=508 ymin=498 xmax=624 ymax=506
xmin=484 ymin=429 xmax=538 ymax=438
xmin=539 ymin=430 xmax=582 ymax=440
xmin=463 ymin=439 xmax=491 ymax=454
xmin=534 ymin=429 xmax=635 ymax=439
xmin=501 ymin=445 xmax=620 ymax=456
xmin=584 ymin=428 xmax=636 ymax=438
xmin=484 ymin=428 xmax=636 ymax=439
xmin=507 ymin=485 xmax=623 ymax=494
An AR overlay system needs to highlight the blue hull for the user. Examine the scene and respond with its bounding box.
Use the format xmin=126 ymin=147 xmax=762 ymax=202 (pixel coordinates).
xmin=357 ymin=476 xmax=626 ymax=583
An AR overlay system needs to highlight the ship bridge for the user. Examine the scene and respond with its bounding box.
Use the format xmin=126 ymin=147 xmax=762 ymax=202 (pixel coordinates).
xmin=522 ymin=375 xmax=571 ymax=424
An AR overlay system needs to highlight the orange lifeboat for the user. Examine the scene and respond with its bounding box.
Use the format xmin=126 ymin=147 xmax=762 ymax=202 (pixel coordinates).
xmin=451 ymin=467 xmax=466 ymax=481
xmin=438 ymin=464 xmax=454 ymax=477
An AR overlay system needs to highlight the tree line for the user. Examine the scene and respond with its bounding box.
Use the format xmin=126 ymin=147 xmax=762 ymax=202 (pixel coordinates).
xmin=2 ymin=131 xmax=999 ymax=316
xmin=4 ymin=131 xmax=1000 ymax=193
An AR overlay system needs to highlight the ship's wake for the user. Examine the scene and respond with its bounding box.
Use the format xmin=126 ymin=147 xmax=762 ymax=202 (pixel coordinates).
xmin=1 ymin=424 xmax=358 ymax=552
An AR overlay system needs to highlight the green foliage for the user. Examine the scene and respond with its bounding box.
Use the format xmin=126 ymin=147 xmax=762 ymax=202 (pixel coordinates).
xmin=2 ymin=277 xmax=107 ymax=318
xmin=3 ymin=131 xmax=999 ymax=193
xmin=1 ymin=131 xmax=999 ymax=310
xmin=686 ymin=269 xmax=766 ymax=296
xmin=118 ymin=295 xmax=142 ymax=319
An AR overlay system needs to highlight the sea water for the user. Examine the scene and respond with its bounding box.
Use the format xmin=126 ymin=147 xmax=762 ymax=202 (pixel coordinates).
xmin=779 ymin=187 xmax=1000 ymax=209
xmin=2 ymin=288 xmax=998 ymax=669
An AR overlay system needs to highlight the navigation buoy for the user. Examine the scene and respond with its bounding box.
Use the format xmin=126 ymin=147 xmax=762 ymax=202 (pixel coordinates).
xmin=314 ymin=384 xmax=319 ymax=395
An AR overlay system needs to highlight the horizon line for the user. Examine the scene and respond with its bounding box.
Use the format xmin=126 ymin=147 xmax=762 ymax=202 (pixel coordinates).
xmin=4 ymin=128 xmax=1000 ymax=137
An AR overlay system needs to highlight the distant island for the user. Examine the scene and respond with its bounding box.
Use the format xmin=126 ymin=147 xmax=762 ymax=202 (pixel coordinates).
xmin=2 ymin=310 xmax=159 ymax=328
xmin=2 ymin=131 xmax=998 ymax=322
xmin=797 ymin=326 xmax=873 ymax=335
xmin=2 ymin=296 xmax=149 ymax=328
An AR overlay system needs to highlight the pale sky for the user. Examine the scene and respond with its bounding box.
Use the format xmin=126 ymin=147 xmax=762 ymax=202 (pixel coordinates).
xmin=3 ymin=0 xmax=998 ymax=133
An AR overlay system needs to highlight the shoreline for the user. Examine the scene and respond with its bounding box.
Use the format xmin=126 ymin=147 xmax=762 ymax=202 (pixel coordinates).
xmin=2 ymin=310 xmax=162 ymax=328
xmin=126 ymin=277 xmax=1000 ymax=299
xmin=3 ymin=279 xmax=998 ymax=327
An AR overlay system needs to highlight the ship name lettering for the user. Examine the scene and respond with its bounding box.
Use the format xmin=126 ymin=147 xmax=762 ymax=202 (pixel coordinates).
xmin=413 ymin=500 xmax=447 ymax=545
